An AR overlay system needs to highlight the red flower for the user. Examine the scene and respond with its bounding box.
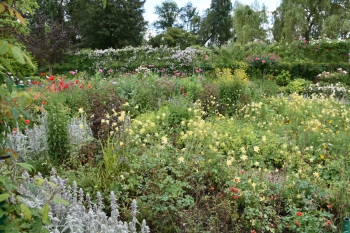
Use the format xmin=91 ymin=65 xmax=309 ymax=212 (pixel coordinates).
xmin=296 ymin=212 xmax=303 ymax=217
xmin=24 ymin=119 xmax=30 ymax=124
xmin=48 ymin=76 xmax=55 ymax=81
xmin=13 ymin=128 xmax=17 ymax=132
xmin=231 ymin=187 xmax=239 ymax=193
xmin=88 ymin=84 xmax=92 ymax=89
xmin=59 ymin=81 xmax=64 ymax=86
xmin=64 ymin=83 xmax=69 ymax=89
xmin=75 ymin=80 xmax=79 ymax=84
xmin=251 ymin=230 xmax=256 ymax=233
xmin=33 ymin=80 xmax=38 ymax=85
xmin=152 ymin=169 xmax=157 ymax=174
xmin=234 ymin=195 xmax=239 ymax=200
xmin=209 ymin=187 xmax=214 ymax=191
xmin=325 ymin=220 xmax=332 ymax=227
xmin=80 ymin=85 xmax=84 ymax=89
xmin=41 ymin=72 xmax=46 ymax=77
xmin=42 ymin=101 xmax=47 ymax=105
xmin=241 ymin=171 xmax=245 ymax=175
xmin=327 ymin=204 xmax=331 ymax=209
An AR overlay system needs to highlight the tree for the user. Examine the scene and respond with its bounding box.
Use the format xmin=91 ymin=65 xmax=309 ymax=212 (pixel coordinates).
xmin=232 ymin=2 xmax=268 ymax=44
xmin=18 ymin=14 xmax=76 ymax=75
xmin=322 ymin=0 xmax=350 ymax=39
xmin=67 ymin=0 xmax=147 ymax=49
xmin=153 ymin=0 xmax=181 ymax=32
xmin=272 ymin=0 xmax=332 ymax=42
xmin=179 ymin=2 xmax=199 ymax=32
xmin=198 ymin=0 xmax=233 ymax=46
xmin=148 ymin=27 xmax=199 ymax=49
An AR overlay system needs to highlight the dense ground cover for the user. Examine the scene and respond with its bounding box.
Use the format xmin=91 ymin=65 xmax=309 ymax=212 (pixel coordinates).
xmin=1 ymin=50 xmax=350 ymax=232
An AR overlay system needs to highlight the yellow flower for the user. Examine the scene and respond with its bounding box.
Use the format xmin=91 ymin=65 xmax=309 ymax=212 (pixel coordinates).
xmin=253 ymin=146 xmax=260 ymax=153
xmin=240 ymin=146 xmax=246 ymax=154
xmin=101 ymin=119 xmax=106 ymax=124
xmin=252 ymin=182 xmax=256 ymax=190
xmin=262 ymin=136 xmax=267 ymax=142
xmin=120 ymin=175 xmax=125 ymax=180
xmin=226 ymin=159 xmax=233 ymax=166
xmin=79 ymin=124 xmax=84 ymax=129
xmin=105 ymin=113 xmax=110 ymax=119
xmin=297 ymin=194 xmax=301 ymax=198
xmin=254 ymin=161 xmax=260 ymax=167
xmin=120 ymin=142 xmax=124 ymax=147
xmin=178 ymin=156 xmax=184 ymax=163
xmin=78 ymin=108 xmax=84 ymax=114
xmin=313 ymin=172 xmax=320 ymax=178
xmin=240 ymin=155 xmax=248 ymax=161
xmin=320 ymin=155 xmax=324 ymax=159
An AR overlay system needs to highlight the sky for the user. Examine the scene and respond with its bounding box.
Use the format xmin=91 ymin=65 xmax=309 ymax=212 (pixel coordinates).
xmin=143 ymin=0 xmax=282 ymax=28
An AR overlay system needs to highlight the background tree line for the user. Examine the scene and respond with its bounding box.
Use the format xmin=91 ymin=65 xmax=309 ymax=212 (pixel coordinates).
xmin=2 ymin=0 xmax=350 ymax=73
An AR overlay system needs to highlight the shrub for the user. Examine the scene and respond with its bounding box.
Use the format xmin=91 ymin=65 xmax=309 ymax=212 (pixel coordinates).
xmin=280 ymin=78 xmax=311 ymax=94
xmin=275 ymin=70 xmax=291 ymax=86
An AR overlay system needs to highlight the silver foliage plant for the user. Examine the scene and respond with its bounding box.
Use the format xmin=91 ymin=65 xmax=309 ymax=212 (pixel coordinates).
xmin=6 ymin=113 xmax=93 ymax=161
xmin=20 ymin=168 xmax=150 ymax=233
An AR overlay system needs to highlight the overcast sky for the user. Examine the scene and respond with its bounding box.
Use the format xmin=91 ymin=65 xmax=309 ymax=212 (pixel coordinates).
xmin=143 ymin=0 xmax=282 ymax=26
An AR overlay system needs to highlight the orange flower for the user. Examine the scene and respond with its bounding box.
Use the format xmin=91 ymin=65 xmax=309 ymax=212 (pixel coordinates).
xmin=24 ymin=119 xmax=30 ymax=124
xmin=327 ymin=204 xmax=331 ymax=209
xmin=42 ymin=101 xmax=47 ymax=105
xmin=88 ymin=84 xmax=92 ymax=89
xmin=296 ymin=211 xmax=303 ymax=217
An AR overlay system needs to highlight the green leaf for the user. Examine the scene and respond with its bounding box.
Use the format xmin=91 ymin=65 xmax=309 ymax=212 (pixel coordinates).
xmin=11 ymin=107 xmax=19 ymax=120
xmin=10 ymin=45 xmax=25 ymax=64
xmin=22 ymin=52 xmax=35 ymax=68
xmin=0 ymin=40 xmax=9 ymax=55
xmin=53 ymin=196 xmax=69 ymax=206
xmin=18 ymin=109 xmax=32 ymax=120
xmin=42 ymin=203 xmax=50 ymax=224
xmin=16 ymin=163 xmax=34 ymax=172
xmin=5 ymin=76 xmax=13 ymax=93
xmin=0 ymin=193 xmax=10 ymax=202
xmin=0 ymin=57 xmax=12 ymax=71
xmin=20 ymin=203 xmax=32 ymax=220
xmin=35 ymin=177 xmax=45 ymax=186
xmin=103 ymin=0 xmax=107 ymax=8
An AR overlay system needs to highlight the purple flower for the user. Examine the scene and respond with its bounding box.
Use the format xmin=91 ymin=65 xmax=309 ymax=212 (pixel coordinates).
xmin=98 ymin=69 xmax=103 ymax=73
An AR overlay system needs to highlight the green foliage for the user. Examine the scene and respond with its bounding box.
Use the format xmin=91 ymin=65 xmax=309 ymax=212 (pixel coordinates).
xmin=276 ymin=70 xmax=291 ymax=86
xmin=0 ymin=160 xmax=50 ymax=233
xmin=280 ymin=78 xmax=311 ymax=94
xmin=47 ymin=103 xmax=70 ymax=162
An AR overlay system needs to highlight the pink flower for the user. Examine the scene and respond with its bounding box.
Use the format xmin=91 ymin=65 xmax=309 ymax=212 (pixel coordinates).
xmin=262 ymin=60 xmax=266 ymax=64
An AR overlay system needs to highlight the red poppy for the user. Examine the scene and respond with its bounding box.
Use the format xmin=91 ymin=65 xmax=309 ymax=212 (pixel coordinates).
xmin=296 ymin=212 xmax=303 ymax=217
xmin=24 ymin=119 xmax=30 ymax=124
xmin=64 ymin=84 xmax=69 ymax=89
xmin=88 ymin=84 xmax=92 ymax=89
xmin=59 ymin=81 xmax=64 ymax=86
xmin=33 ymin=80 xmax=38 ymax=85
xmin=41 ymin=72 xmax=46 ymax=77
xmin=48 ymin=76 xmax=55 ymax=81
xmin=327 ymin=204 xmax=331 ymax=209
xmin=241 ymin=171 xmax=245 ymax=175
xmin=75 ymin=80 xmax=79 ymax=84
xmin=234 ymin=195 xmax=239 ymax=200
xmin=42 ymin=101 xmax=47 ymax=105
xmin=231 ymin=187 xmax=239 ymax=193
xmin=80 ymin=85 xmax=84 ymax=89
xmin=251 ymin=230 xmax=256 ymax=233
xmin=59 ymin=77 xmax=63 ymax=81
